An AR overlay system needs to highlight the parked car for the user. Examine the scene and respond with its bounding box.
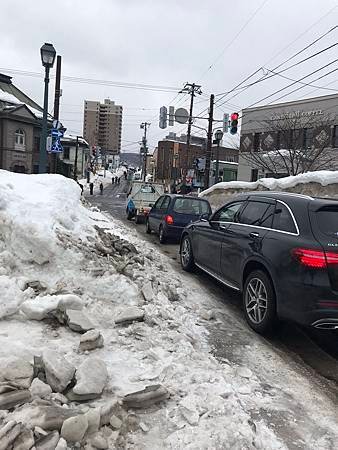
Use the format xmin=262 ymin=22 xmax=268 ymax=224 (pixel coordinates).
xmin=180 ymin=192 xmax=338 ymax=334
xmin=126 ymin=181 xmax=165 ymax=223
xmin=146 ymin=194 xmax=212 ymax=243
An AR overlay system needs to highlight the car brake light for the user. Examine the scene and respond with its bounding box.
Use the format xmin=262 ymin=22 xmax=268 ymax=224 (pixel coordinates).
xmin=165 ymin=215 xmax=174 ymax=225
xmin=292 ymin=248 xmax=338 ymax=268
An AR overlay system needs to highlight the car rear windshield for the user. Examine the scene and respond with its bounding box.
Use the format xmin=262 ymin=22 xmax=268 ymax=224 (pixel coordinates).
xmin=315 ymin=206 xmax=338 ymax=237
xmin=140 ymin=185 xmax=155 ymax=193
xmin=173 ymin=198 xmax=210 ymax=215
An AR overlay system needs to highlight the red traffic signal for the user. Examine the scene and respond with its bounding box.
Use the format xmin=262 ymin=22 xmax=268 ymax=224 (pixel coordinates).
xmin=230 ymin=112 xmax=239 ymax=135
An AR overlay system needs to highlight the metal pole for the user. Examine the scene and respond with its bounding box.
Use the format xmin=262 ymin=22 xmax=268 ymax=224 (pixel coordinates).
xmin=186 ymin=84 xmax=195 ymax=153
xmin=215 ymin=141 xmax=220 ymax=184
xmin=52 ymin=55 xmax=62 ymax=174
xmin=74 ymin=136 xmax=79 ymax=180
xmin=39 ymin=66 xmax=50 ymax=173
xmin=204 ymin=94 xmax=214 ymax=189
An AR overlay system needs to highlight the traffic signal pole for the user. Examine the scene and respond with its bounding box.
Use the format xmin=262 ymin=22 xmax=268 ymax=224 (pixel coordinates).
xmin=180 ymin=83 xmax=202 ymax=178
xmin=140 ymin=122 xmax=150 ymax=181
xmin=204 ymin=94 xmax=214 ymax=190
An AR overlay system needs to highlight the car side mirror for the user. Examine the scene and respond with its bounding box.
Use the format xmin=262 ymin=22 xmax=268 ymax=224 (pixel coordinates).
xmin=200 ymin=212 xmax=211 ymax=221
xmin=275 ymin=208 xmax=282 ymax=214
xmin=149 ymin=203 xmax=154 ymax=207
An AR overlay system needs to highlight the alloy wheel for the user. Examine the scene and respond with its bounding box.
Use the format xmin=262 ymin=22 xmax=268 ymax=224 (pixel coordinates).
xmin=181 ymin=238 xmax=191 ymax=267
xmin=245 ymin=277 xmax=268 ymax=324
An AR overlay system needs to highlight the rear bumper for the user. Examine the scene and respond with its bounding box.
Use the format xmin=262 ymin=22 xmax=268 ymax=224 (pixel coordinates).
xmin=164 ymin=224 xmax=184 ymax=238
xmin=276 ymin=281 xmax=338 ymax=328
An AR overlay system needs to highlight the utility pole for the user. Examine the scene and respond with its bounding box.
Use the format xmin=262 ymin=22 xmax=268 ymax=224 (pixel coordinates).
xmin=52 ymin=55 xmax=62 ymax=174
xmin=204 ymin=94 xmax=214 ymax=189
xmin=180 ymin=82 xmax=202 ymax=178
xmin=74 ymin=136 xmax=79 ymax=181
xmin=140 ymin=122 xmax=150 ymax=181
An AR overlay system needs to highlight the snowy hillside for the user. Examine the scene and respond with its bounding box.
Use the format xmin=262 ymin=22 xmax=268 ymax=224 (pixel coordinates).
xmin=0 ymin=170 xmax=337 ymax=449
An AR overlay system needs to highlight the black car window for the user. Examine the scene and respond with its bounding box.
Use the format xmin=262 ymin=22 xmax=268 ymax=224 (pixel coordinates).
xmin=315 ymin=206 xmax=338 ymax=237
xmin=159 ymin=196 xmax=171 ymax=211
xmin=239 ymin=201 xmax=272 ymax=226
xmin=173 ymin=198 xmax=210 ymax=215
xmin=273 ymin=202 xmax=297 ymax=234
xmin=259 ymin=204 xmax=275 ymax=228
xmin=212 ymin=202 xmax=244 ymax=222
xmin=153 ymin=196 xmax=164 ymax=209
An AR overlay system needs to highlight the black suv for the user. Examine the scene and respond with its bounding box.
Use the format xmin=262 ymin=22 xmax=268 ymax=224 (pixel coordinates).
xmin=180 ymin=192 xmax=338 ymax=334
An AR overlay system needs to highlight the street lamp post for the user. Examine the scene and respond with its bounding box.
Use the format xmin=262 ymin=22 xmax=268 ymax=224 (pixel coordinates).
xmin=214 ymin=129 xmax=223 ymax=184
xmin=39 ymin=43 xmax=56 ymax=174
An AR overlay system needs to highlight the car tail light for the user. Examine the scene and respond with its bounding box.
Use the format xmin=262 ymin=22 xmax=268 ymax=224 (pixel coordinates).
xmin=165 ymin=215 xmax=174 ymax=225
xmin=317 ymin=300 xmax=338 ymax=308
xmin=292 ymin=248 xmax=338 ymax=268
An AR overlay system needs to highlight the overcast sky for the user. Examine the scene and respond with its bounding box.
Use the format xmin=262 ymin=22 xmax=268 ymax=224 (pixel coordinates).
xmin=1 ymin=0 xmax=337 ymax=152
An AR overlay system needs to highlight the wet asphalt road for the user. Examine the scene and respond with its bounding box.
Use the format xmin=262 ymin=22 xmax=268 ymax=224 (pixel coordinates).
xmin=86 ymin=180 xmax=338 ymax=391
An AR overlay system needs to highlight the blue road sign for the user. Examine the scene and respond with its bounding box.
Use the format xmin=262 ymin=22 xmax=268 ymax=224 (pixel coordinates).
xmin=50 ymin=139 xmax=63 ymax=153
xmin=51 ymin=129 xmax=64 ymax=138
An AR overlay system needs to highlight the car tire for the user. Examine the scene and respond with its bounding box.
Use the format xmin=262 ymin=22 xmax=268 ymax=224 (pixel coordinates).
xmin=159 ymin=225 xmax=167 ymax=244
xmin=180 ymin=235 xmax=195 ymax=272
xmin=243 ymin=270 xmax=277 ymax=335
xmin=146 ymin=219 xmax=151 ymax=234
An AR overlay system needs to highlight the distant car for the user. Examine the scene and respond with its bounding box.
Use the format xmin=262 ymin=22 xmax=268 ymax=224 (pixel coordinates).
xmin=146 ymin=194 xmax=212 ymax=243
xmin=126 ymin=181 xmax=165 ymax=223
xmin=180 ymin=192 xmax=338 ymax=334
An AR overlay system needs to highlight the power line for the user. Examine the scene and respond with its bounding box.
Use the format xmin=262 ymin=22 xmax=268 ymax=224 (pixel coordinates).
xmin=264 ymin=68 xmax=338 ymax=92
xmin=0 ymin=67 xmax=180 ymax=93
xmin=259 ymin=65 xmax=338 ymax=107
xmin=245 ymin=58 xmax=338 ymax=109
xmin=216 ymin=40 xmax=338 ymax=109
xmin=198 ymin=0 xmax=270 ymax=80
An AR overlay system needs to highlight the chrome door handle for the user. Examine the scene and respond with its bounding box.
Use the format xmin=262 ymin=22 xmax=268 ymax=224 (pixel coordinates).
xmin=249 ymin=232 xmax=260 ymax=239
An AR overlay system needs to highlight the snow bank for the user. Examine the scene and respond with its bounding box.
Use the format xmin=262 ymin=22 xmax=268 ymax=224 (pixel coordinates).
xmin=200 ymin=170 xmax=338 ymax=209
xmin=0 ymin=170 xmax=93 ymax=265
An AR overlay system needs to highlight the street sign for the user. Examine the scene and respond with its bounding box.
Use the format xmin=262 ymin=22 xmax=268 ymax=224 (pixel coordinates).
xmin=52 ymin=120 xmax=62 ymax=130
xmin=51 ymin=129 xmax=64 ymax=138
xmin=169 ymin=106 xmax=175 ymax=126
xmin=50 ymin=140 xmax=63 ymax=153
xmin=48 ymin=127 xmax=64 ymax=153
xmin=175 ymin=108 xmax=189 ymax=124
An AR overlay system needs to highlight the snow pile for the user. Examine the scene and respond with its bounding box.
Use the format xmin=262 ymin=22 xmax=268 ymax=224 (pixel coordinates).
xmin=0 ymin=170 xmax=337 ymax=448
xmin=200 ymin=170 xmax=338 ymax=208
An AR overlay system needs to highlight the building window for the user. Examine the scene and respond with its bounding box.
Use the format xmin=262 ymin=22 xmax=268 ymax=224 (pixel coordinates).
xmin=303 ymin=128 xmax=313 ymax=149
xmin=251 ymin=169 xmax=258 ymax=182
xmin=253 ymin=133 xmax=261 ymax=152
xmin=332 ymin=126 xmax=338 ymax=148
xmin=276 ymin=131 xmax=281 ymax=149
xmin=63 ymin=147 xmax=70 ymax=159
xmin=33 ymin=136 xmax=40 ymax=153
xmin=15 ymin=129 xmax=25 ymax=148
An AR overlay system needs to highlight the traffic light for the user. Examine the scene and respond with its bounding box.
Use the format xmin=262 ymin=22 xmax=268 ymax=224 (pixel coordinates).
xmin=92 ymin=147 xmax=96 ymax=157
xmin=230 ymin=113 xmax=239 ymax=135
xmin=223 ymin=113 xmax=229 ymax=133
xmin=159 ymin=106 xmax=167 ymax=129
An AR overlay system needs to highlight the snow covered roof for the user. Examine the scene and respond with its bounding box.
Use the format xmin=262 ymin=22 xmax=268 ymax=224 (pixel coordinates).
xmin=62 ymin=134 xmax=89 ymax=147
xmin=200 ymin=170 xmax=338 ymax=197
xmin=0 ymin=72 xmax=44 ymax=119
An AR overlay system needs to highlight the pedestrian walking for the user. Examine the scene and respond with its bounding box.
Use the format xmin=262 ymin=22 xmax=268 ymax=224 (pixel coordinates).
xmin=117 ymin=177 xmax=120 ymax=185
xmin=89 ymin=182 xmax=94 ymax=195
xmin=99 ymin=182 xmax=103 ymax=195
xmin=112 ymin=176 xmax=115 ymax=184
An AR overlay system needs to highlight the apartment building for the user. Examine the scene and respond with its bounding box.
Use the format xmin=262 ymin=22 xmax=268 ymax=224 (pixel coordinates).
xmin=83 ymin=99 xmax=122 ymax=154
